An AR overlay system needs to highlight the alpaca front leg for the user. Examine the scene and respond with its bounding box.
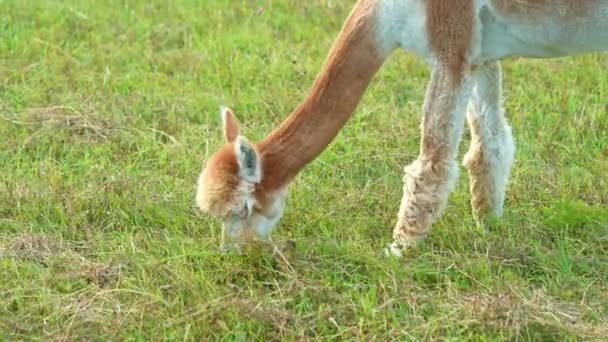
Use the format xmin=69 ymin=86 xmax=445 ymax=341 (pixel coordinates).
xmin=463 ymin=62 xmax=515 ymax=226
xmin=220 ymin=222 xmax=245 ymax=253
xmin=389 ymin=66 xmax=473 ymax=256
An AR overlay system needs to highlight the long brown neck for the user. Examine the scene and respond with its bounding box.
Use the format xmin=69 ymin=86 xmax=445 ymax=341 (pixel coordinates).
xmin=257 ymin=0 xmax=385 ymax=192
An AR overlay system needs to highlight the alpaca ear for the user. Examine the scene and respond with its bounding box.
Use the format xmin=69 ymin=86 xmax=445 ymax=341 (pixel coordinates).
xmin=234 ymin=136 xmax=261 ymax=183
xmin=220 ymin=106 xmax=240 ymax=143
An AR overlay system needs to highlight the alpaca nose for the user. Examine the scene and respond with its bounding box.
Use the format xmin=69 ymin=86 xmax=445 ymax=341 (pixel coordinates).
xmin=246 ymin=200 xmax=254 ymax=218
xmin=237 ymin=200 xmax=253 ymax=220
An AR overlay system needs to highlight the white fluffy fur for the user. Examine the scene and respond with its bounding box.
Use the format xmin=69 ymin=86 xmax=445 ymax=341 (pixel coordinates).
xmin=463 ymin=62 xmax=515 ymax=220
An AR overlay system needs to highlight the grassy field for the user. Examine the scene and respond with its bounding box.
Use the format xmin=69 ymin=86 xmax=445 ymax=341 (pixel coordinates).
xmin=1 ymin=0 xmax=607 ymax=340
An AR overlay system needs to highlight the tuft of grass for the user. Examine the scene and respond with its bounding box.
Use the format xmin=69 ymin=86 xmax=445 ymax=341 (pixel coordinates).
xmin=1 ymin=0 xmax=607 ymax=340
xmin=8 ymin=104 xmax=119 ymax=143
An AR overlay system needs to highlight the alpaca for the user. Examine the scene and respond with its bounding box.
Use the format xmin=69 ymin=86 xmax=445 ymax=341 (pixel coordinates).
xmin=196 ymin=0 xmax=608 ymax=255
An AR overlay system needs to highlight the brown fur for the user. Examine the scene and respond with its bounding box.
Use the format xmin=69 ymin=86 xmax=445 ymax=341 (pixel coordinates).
xmin=257 ymin=0 xmax=383 ymax=193
xmin=196 ymin=144 xmax=240 ymax=217
xmin=252 ymin=185 xmax=276 ymax=217
xmin=425 ymin=0 xmax=474 ymax=82
xmin=223 ymin=109 xmax=240 ymax=143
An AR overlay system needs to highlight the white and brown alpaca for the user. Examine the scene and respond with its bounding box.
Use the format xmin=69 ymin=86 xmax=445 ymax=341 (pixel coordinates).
xmin=197 ymin=0 xmax=608 ymax=254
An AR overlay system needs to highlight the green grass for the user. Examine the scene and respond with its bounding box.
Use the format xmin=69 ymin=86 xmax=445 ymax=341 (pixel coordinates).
xmin=1 ymin=0 xmax=607 ymax=340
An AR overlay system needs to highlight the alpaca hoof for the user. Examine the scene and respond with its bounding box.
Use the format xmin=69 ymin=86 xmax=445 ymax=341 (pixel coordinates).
xmin=384 ymin=241 xmax=404 ymax=258
xmin=473 ymin=212 xmax=501 ymax=233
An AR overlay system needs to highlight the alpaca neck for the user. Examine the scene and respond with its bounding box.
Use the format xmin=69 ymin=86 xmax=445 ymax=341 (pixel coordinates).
xmin=257 ymin=0 xmax=386 ymax=192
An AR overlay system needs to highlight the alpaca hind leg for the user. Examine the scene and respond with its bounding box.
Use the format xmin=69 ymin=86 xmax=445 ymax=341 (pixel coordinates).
xmin=463 ymin=62 xmax=515 ymax=227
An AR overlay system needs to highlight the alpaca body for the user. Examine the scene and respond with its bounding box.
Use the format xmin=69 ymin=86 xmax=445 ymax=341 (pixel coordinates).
xmin=196 ymin=0 xmax=607 ymax=254
xmin=378 ymin=0 xmax=608 ymax=62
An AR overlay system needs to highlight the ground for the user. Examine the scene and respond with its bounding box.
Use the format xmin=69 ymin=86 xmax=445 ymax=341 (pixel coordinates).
xmin=1 ymin=0 xmax=607 ymax=340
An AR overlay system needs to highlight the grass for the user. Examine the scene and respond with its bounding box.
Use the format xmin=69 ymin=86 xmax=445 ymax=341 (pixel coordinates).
xmin=1 ymin=0 xmax=607 ymax=340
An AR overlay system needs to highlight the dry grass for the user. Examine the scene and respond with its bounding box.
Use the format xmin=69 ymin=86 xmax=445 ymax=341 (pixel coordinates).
xmin=0 ymin=234 xmax=135 ymax=339
xmin=1 ymin=233 xmax=127 ymax=288
xmin=5 ymin=104 xmax=117 ymax=143
xmin=455 ymin=289 xmax=607 ymax=339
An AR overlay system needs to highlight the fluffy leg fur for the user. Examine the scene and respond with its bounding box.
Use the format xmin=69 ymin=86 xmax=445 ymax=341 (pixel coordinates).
xmin=389 ymin=64 xmax=473 ymax=256
xmin=463 ymin=62 xmax=515 ymax=226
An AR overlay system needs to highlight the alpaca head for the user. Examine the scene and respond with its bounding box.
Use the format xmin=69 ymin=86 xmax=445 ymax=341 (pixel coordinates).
xmin=196 ymin=107 xmax=286 ymax=245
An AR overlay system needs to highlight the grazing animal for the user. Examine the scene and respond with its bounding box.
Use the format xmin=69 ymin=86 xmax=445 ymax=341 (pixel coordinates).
xmin=196 ymin=0 xmax=608 ymax=254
